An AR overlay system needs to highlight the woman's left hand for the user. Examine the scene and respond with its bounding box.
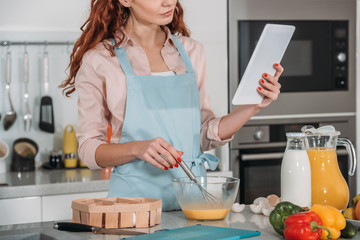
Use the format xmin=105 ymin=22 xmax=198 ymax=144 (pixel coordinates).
xmin=256 ymin=63 xmax=283 ymax=108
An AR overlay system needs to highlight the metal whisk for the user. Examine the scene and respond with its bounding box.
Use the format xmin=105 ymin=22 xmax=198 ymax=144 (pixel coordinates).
xmin=177 ymin=160 xmax=218 ymax=204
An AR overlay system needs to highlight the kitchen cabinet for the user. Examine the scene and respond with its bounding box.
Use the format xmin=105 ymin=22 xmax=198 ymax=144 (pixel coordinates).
xmin=0 ymin=191 xmax=108 ymax=225
xmin=42 ymin=191 xmax=107 ymax=222
xmin=0 ymin=168 xmax=110 ymax=225
xmin=0 ymin=196 xmax=41 ymax=225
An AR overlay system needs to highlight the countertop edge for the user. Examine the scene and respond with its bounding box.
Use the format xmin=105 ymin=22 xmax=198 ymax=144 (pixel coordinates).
xmin=0 ymin=169 xmax=232 ymax=200
xmin=0 ymin=180 xmax=109 ymax=199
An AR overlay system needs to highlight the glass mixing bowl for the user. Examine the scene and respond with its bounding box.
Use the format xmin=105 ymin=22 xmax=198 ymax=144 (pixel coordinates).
xmin=172 ymin=176 xmax=240 ymax=220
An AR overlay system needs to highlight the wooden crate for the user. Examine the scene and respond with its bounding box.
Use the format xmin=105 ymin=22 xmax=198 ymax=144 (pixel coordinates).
xmin=71 ymin=197 xmax=162 ymax=228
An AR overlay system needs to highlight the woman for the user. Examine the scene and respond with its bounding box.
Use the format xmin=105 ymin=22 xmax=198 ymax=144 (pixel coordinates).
xmin=61 ymin=0 xmax=283 ymax=211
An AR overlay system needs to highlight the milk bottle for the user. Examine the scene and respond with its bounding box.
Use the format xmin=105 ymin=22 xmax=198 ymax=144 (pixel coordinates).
xmin=281 ymin=132 xmax=311 ymax=208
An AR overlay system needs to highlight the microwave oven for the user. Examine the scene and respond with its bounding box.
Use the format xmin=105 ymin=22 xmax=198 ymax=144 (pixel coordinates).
xmin=228 ymin=0 xmax=356 ymax=116
xmin=238 ymin=20 xmax=348 ymax=92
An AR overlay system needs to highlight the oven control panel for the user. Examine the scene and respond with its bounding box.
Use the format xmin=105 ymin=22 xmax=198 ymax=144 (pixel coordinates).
xmin=333 ymin=21 xmax=348 ymax=90
xmin=231 ymin=117 xmax=355 ymax=150
xmin=233 ymin=126 xmax=269 ymax=144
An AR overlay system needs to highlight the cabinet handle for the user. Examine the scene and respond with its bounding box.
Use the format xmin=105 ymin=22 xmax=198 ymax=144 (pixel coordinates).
xmin=241 ymin=149 xmax=348 ymax=161
xmin=241 ymin=152 xmax=284 ymax=161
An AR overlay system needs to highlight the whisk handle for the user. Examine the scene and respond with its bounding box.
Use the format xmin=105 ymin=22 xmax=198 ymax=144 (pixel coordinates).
xmin=178 ymin=161 xmax=197 ymax=182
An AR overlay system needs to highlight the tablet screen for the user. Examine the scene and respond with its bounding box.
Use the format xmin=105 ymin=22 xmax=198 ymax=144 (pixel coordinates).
xmin=232 ymin=24 xmax=295 ymax=105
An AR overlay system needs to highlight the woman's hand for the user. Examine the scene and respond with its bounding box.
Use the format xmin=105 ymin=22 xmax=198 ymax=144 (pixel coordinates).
xmin=256 ymin=63 xmax=283 ymax=108
xmin=218 ymin=63 xmax=284 ymax=140
xmin=135 ymin=137 xmax=182 ymax=170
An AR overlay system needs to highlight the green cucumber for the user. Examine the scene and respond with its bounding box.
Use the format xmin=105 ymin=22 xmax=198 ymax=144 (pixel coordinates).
xmin=341 ymin=221 xmax=357 ymax=238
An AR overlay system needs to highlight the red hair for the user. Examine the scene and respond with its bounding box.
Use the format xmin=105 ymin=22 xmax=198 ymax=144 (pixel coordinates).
xmin=61 ymin=0 xmax=190 ymax=96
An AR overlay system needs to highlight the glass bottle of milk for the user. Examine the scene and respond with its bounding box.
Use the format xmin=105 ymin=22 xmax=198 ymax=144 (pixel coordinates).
xmin=281 ymin=132 xmax=311 ymax=208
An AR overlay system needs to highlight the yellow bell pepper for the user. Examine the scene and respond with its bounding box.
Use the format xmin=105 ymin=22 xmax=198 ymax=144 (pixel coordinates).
xmin=310 ymin=204 xmax=346 ymax=239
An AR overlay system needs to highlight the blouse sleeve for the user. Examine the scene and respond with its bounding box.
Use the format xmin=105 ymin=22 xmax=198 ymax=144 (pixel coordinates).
xmin=182 ymin=37 xmax=234 ymax=151
xmin=75 ymin=49 xmax=110 ymax=170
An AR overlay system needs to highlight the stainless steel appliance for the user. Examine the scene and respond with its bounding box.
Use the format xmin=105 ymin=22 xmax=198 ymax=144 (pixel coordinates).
xmin=238 ymin=20 xmax=349 ymax=92
xmin=228 ymin=0 xmax=356 ymax=116
xmin=228 ymin=0 xmax=357 ymax=204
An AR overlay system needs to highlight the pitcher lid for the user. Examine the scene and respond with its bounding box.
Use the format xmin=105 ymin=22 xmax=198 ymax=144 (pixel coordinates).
xmin=301 ymin=125 xmax=341 ymax=136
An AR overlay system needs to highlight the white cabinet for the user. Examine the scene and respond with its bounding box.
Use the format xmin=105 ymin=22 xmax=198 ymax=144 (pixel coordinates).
xmin=42 ymin=191 xmax=107 ymax=221
xmin=0 ymin=197 xmax=41 ymax=225
xmin=0 ymin=191 xmax=108 ymax=225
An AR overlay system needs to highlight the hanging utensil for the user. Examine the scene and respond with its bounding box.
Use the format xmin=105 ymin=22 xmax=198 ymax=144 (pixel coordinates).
xmin=3 ymin=46 xmax=17 ymax=130
xmin=39 ymin=45 xmax=55 ymax=133
xmin=23 ymin=44 xmax=32 ymax=131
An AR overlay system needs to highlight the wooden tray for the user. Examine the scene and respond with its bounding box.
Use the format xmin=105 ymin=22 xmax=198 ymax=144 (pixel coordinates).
xmin=72 ymin=197 xmax=162 ymax=229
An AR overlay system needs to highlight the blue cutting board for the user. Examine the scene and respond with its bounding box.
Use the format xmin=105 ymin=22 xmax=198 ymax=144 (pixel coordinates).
xmin=121 ymin=224 xmax=261 ymax=240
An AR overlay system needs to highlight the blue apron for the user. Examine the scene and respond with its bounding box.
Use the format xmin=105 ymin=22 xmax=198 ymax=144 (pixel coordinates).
xmin=108 ymin=35 xmax=219 ymax=211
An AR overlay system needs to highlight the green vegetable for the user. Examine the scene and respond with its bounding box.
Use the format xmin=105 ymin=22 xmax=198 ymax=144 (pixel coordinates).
xmin=269 ymin=201 xmax=304 ymax=236
xmin=341 ymin=221 xmax=357 ymax=238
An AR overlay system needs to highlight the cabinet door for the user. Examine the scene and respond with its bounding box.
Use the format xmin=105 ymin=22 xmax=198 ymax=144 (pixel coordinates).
xmin=42 ymin=191 xmax=107 ymax=222
xmin=0 ymin=197 xmax=41 ymax=225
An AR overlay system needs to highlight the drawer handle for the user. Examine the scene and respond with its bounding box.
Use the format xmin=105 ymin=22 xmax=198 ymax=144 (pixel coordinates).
xmin=241 ymin=149 xmax=348 ymax=161
xmin=241 ymin=152 xmax=284 ymax=161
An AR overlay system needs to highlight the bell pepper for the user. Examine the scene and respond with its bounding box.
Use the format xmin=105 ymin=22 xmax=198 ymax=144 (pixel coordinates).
xmin=269 ymin=201 xmax=305 ymax=236
xmin=284 ymin=211 xmax=332 ymax=240
xmin=310 ymin=204 xmax=346 ymax=239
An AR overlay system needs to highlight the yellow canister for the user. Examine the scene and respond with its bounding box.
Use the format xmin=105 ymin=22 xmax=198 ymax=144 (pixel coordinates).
xmin=63 ymin=125 xmax=78 ymax=168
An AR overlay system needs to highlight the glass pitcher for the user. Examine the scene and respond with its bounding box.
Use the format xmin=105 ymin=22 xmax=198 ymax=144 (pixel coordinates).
xmin=302 ymin=125 xmax=356 ymax=210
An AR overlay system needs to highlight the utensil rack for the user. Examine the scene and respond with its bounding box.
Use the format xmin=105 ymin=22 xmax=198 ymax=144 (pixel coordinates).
xmin=0 ymin=41 xmax=74 ymax=46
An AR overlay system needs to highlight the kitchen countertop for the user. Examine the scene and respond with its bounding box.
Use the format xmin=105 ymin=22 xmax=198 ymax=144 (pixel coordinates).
xmin=0 ymin=167 xmax=232 ymax=199
xmin=0 ymin=206 xmax=358 ymax=240
xmin=0 ymin=167 xmax=110 ymax=199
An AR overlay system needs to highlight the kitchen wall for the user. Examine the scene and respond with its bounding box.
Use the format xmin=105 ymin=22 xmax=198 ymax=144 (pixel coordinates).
xmin=356 ymin=0 xmax=360 ymax=193
xmin=181 ymin=0 xmax=229 ymax=171
xmin=0 ymin=0 xmax=89 ymax=170
xmin=0 ymin=0 xmax=230 ymax=171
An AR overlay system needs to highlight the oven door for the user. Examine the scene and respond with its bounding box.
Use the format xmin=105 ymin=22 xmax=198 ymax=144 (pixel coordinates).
xmin=238 ymin=147 xmax=352 ymax=204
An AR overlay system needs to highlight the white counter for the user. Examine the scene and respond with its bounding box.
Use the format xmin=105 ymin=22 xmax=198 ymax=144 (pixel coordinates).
xmin=1 ymin=206 xmax=358 ymax=240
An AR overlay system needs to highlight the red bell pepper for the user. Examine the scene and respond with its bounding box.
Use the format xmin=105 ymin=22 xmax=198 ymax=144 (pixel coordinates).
xmin=283 ymin=211 xmax=332 ymax=240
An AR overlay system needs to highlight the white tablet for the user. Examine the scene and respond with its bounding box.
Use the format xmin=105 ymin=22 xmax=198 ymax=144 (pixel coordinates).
xmin=232 ymin=24 xmax=295 ymax=105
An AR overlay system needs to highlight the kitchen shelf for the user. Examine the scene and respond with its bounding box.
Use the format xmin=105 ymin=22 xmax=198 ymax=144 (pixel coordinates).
xmin=0 ymin=41 xmax=74 ymax=46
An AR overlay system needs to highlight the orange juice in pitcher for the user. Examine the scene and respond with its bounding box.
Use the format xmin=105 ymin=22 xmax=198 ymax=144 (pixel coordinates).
xmin=307 ymin=148 xmax=349 ymax=209
xmin=302 ymin=125 xmax=356 ymax=210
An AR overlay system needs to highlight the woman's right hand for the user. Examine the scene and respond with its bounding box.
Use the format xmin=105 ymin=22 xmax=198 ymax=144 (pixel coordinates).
xmin=135 ymin=137 xmax=182 ymax=170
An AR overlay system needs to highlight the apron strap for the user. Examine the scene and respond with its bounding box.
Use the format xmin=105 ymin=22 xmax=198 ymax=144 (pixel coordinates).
xmin=171 ymin=35 xmax=195 ymax=74
xmin=113 ymin=39 xmax=135 ymax=77
xmin=113 ymin=36 xmax=194 ymax=76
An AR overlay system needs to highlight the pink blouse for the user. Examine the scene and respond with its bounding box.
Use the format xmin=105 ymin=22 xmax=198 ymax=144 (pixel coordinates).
xmin=75 ymin=28 xmax=233 ymax=170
